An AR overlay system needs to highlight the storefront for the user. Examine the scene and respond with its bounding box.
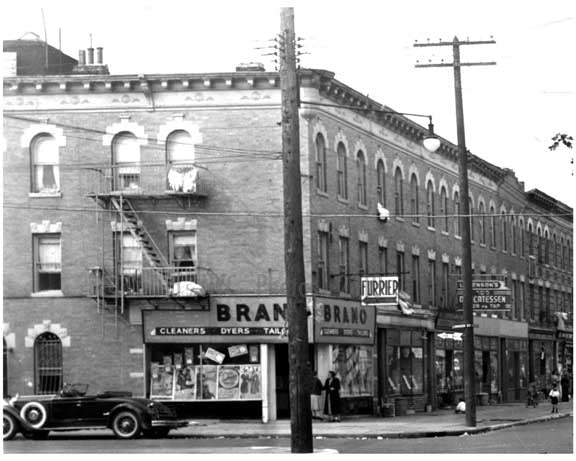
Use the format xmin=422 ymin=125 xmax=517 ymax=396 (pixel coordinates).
xmin=529 ymin=329 xmax=556 ymax=394
xmin=503 ymin=338 xmax=528 ymax=402
xmin=473 ymin=335 xmax=499 ymax=402
xmin=313 ymin=297 xmax=376 ymax=415
xmin=141 ymin=296 xmax=299 ymax=421
xmin=435 ymin=331 xmax=464 ymax=408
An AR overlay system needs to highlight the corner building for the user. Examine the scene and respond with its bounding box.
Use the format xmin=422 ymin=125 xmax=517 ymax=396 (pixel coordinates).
xmin=3 ymin=43 xmax=572 ymax=420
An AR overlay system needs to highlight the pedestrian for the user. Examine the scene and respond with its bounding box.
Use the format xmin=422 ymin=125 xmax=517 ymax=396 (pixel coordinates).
xmin=526 ymin=381 xmax=538 ymax=408
xmin=454 ymin=398 xmax=466 ymax=414
xmin=560 ymin=371 xmax=570 ymax=402
xmin=310 ymin=371 xmax=324 ymax=420
xmin=323 ymin=370 xmax=341 ymax=422
xmin=549 ymin=383 xmax=560 ymax=413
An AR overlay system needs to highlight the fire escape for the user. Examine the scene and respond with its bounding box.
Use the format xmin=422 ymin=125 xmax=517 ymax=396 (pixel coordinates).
xmin=86 ymin=161 xmax=209 ymax=337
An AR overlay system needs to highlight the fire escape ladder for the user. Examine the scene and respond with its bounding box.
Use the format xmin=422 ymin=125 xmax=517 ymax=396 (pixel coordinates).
xmin=89 ymin=267 xmax=121 ymax=339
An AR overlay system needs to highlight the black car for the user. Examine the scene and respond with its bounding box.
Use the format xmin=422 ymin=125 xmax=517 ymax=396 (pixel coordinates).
xmin=4 ymin=383 xmax=187 ymax=440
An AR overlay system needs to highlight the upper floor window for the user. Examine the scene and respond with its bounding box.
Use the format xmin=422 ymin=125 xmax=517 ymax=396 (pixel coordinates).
xmin=440 ymin=186 xmax=448 ymax=233
xmin=113 ymin=132 xmax=140 ymax=192
xmin=31 ymin=134 xmax=60 ymax=194
xmin=378 ymin=246 xmax=388 ymax=275
xmin=315 ymin=133 xmax=327 ymax=193
xmin=34 ymin=332 xmax=63 ymax=395
xmin=519 ymin=220 xmax=525 ymax=257
xmin=359 ymin=241 xmax=368 ymax=278
xmin=166 ymin=130 xmax=196 ymax=193
xmin=501 ymin=211 xmax=508 ymax=252
xmin=479 ymin=202 xmax=486 ymax=245
xmin=394 ymin=168 xmax=404 ymax=217
xmin=441 ymin=262 xmax=449 ymax=310
xmin=489 ymin=206 xmax=496 ymax=248
xmin=170 ymin=232 xmax=197 ymax=268
xmin=336 ymin=142 xmax=348 ymax=199
xmin=469 ymin=198 xmax=475 ymax=242
xmin=33 ymin=234 xmax=61 ymax=293
xmin=377 ymin=160 xmax=386 ymax=207
xmin=426 ymin=181 xmax=435 ymax=228
xmin=528 ymin=223 xmax=535 ymax=256
xmin=454 ymin=192 xmax=461 ymax=237
xmin=511 ymin=217 xmax=517 ymax=254
xmin=317 ymin=231 xmax=330 ymax=290
xmin=410 ymin=174 xmax=419 ymax=224
xmin=428 ymin=258 xmax=437 ymax=306
xmin=338 ymin=236 xmax=350 ymax=293
xmin=356 ymin=150 xmax=367 ymax=206
xmin=396 ymin=251 xmax=406 ymax=291
xmin=411 ymin=254 xmax=420 ymax=303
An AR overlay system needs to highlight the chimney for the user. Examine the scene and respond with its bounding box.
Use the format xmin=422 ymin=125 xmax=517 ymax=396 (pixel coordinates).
xmin=87 ymin=47 xmax=94 ymax=65
xmin=96 ymin=47 xmax=103 ymax=65
xmin=78 ymin=50 xmax=86 ymax=65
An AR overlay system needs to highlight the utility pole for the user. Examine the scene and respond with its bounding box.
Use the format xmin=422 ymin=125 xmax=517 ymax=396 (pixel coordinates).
xmin=415 ymin=36 xmax=495 ymax=427
xmin=279 ymin=7 xmax=313 ymax=453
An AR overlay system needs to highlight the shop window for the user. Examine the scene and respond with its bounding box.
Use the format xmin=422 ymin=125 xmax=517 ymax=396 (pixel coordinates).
xmin=336 ymin=142 xmax=348 ymax=199
xmin=33 ymin=234 xmax=61 ymax=293
xmin=34 ymin=332 xmax=63 ymax=395
xmin=331 ymin=344 xmax=373 ymax=397
xmin=317 ymin=231 xmax=330 ymax=290
xmin=149 ymin=344 xmax=261 ymax=401
xmin=387 ymin=329 xmax=425 ymax=396
xmin=31 ymin=134 xmax=60 ymax=194
xmin=113 ymin=131 xmax=140 ymax=192
xmin=315 ymin=133 xmax=327 ymax=193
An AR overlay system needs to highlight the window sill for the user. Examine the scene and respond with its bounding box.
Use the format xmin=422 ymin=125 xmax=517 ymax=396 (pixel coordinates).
xmin=338 ymin=292 xmax=352 ymax=298
xmin=29 ymin=192 xmax=62 ymax=198
xmin=396 ymin=217 xmax=405 ymax=222
xmin=318 ymin=288 xmax=331 ymax=296
xmin=358 ymin=203 xmax=369 ymax=211
xmin=337 ymin=196 xmax=349 ymax=205
xmin=427 ymin=226 xmax=436 ymax=232
xmin=316 ymin=189 xmax=329 ymax=198
xmin=479 ymin=243 xmax=487 ymax=248
xmin=412 ymin=222 xmax=421 ymax=228
xmin=455 ymin=235 xmax=462 ymax=240
xmin=441 ymin=231 xmax=449 ymax=236
xmin=31 ymin=290 xmax=64 ymax=297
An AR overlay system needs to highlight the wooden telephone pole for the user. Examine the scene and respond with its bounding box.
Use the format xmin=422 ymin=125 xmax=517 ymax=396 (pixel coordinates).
xmin=279 ymin=7 xmax=313 ymax=453
xmin=415 ymin=36 xmax=495 ymax=427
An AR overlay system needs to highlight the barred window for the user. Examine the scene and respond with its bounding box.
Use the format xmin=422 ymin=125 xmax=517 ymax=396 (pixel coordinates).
xmin=34 ymin=332 xmax=63 ymax=395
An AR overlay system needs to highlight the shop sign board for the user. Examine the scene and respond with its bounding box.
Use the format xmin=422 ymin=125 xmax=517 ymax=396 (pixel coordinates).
xmin=456 ymin=279 xmax=511 ymax=311
xmin=314 ymin=297 xmax=375 ymax=344
xmin=360 ymin=276 xmax=399 ymax=305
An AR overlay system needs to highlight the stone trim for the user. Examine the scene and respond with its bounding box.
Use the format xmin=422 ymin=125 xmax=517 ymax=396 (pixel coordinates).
xmin=20 ymin=123 xmax=66 ymax=148
xmin=25 ymin=320 xmax=71 ymax=348
xmin=165 ymin=218 xmax=198 ymax=231
xmin=30 ymin=220 xmax=62 ymax=234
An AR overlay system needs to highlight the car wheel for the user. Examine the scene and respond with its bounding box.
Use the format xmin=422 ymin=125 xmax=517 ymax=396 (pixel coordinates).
xmin=3 ymin=412 xmax=19 ymax=441
xmin=144 ymin=427 xmax=170 ymax=438
xmin=112 ymin=411 xmax=141 ymax=439
xmin=20 ymin=402 xmax=47 ymax=429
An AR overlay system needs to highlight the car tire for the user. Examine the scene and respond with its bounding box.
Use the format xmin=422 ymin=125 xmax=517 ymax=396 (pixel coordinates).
xmin=19 ymin=402 xmax=47 ymax=429
xmin=111 ymin=410 xmax=141 ymax=439
xmin=3 ymin=412 xmax=19 ymax=441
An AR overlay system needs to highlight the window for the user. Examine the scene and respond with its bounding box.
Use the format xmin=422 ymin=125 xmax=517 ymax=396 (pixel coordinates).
xmin=528 ymin=283 xmax=535 ymax=320
xmin=511 ymin=217 xmax=517 ymax=254
xmin=440 ymin=186 xmax=449 ymax=233
xmin=519 ymin=220 xmax=525 ymax=257
xmin=528 ymin=223 xmax=535 ymax=256
xmin=519 ymin=281 xmax=525 ymax=320
xmin=454 ymin=192 xmax=461 ymax=236
xmin=166 ymin=130 xmax=196 ymax=193
xmin=479 ymin=202 xmax=486 ymax=245
xmin=469 ymin=198 xmax=474 ymax=242
xmin=117 ymin=233 xmax=142 ymax=294
xmin=490 ymin=206 xmax=496 ymax=248
xmin=338 ymin=236 xmax=350 ymax=293
xmin=34 ymin=332 xmax=63 ymax=395
xmin=394 ymin=167 xmax=403 ymax=216
xmin=441 ymin=262 xmax=449 ymax=310
xmin=113 ymin=132 xmax=140 ymax=191
xmin=428 ymin=259 xmax=437 ymax=306
xmin=317 ymin=231 xmax=330 ymax=290
xmin=411 ymin=255 xmax=420 ymax=304
xmin=33 ymin=234 xmax=61 ymax=292
xmin=31 ymin=134 xmax=60 ymax=193
xmin=315 ymin=133 xmax=327 ymax=192
xmin=336 ymin=142 xmax=348 ymax=199
xmin=377 ymin=160 xmax=386 ymax=206
xmin=356 ymin=150 xmax=367 ymax=206
xmin=396 ymin=251 xmax=406 ymax=291
xmin=171 ymin=232 xmax=197 ymax=268
xmin=359 ymin=241 xmax=368 ymax=278
xmin=537 ymin=228 xmax=544 ymax=264
xmin=544 ymin=231 xmax=550 ymax=265
xmin=387 ymin=330 xmax=424 ymax=396
xmin=331 ymin=345 xmax=373 ymax=396
xmin=378 ymin=246 xmax=388 ymax=275
xmin=410 ymin=174 xmax=419 ymax=224
xmin=501 ymin=212 xmax=508 ymax=252
xmin=426 ymin=181 xmax=435 ymax=228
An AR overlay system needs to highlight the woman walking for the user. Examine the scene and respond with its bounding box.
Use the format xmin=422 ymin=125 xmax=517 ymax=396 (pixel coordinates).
xmin=323 ymin=371 xmax=341 ymax=422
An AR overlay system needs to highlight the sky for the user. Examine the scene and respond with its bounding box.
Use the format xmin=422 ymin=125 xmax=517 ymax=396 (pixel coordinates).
xmin=2 ymin=0 xmax=575 ymax=209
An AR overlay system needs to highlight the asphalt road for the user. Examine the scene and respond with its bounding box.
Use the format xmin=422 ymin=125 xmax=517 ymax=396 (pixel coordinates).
xmin=4 ymin=416 xmax=572 ymax=454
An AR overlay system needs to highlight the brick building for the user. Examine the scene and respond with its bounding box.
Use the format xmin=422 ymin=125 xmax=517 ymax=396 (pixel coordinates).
xmin=3 ymin=41 xmax=573 ymax=420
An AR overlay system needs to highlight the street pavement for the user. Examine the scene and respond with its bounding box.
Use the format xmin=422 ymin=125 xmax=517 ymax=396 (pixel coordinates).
xmin=179 ymin=400 xmax=573 ymax=439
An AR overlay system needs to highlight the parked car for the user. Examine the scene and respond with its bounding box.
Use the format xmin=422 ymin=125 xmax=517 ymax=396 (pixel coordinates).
xmin=3 ymin=383 xmax=188 ymax=440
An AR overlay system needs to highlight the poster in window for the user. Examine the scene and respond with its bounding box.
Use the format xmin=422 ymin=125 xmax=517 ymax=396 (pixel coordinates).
xmin=204 ymin=347 xmax=225 ymax=364
xmin=196 ymin=365 xmax=217 ymax=400
xmin=174 ymin=366 xmax=197 ymax=400
xmin=151 ymin=365 xmax=174 ymax=398
xmin=239 ymin=365 xmax=261 ymax=399
xmin=228 ymin=344 xmax=248 ymax=358
xmin=184 ymin=347 xmax=194 ymax=365
xmin=174 ymin=352 xmax=183 ymax=369
xmin=217 ymin=365 xmax=241 ymax=399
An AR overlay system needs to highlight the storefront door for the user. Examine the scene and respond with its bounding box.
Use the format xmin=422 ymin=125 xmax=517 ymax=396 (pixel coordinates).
xmin=275 ymin=344 xmax=290 ymax=418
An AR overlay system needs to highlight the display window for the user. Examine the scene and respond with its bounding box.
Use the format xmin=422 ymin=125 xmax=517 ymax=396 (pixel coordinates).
xmin=386 ymin=329 xmax=425 ymax=396
xmin=149 ymin=343 xmax=261 ymax=401
xmin=330 ymin=344 xmax=373 ymax=396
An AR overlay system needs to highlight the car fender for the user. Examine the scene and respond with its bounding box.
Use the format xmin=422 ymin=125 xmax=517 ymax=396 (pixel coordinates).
xmin=107 ymin=402 xmax=152 ymax=430
xmin=4 ymin=404 xmax=34 ymax=434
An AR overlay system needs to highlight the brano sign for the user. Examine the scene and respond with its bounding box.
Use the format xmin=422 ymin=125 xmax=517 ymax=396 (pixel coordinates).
xmin=456 ymin=279 xmax=511 ymax=311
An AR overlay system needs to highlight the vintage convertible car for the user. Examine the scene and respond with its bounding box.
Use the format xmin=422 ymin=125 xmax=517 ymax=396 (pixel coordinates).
xmin=3 ymin=383 xmax=188 ymax=440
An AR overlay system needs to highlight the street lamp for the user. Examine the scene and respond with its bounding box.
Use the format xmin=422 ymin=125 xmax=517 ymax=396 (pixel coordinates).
xmin=300 ymin=101 xmax=441 ymax=153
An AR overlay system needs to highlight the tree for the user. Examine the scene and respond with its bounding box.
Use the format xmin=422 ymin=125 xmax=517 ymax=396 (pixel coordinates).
xmin=549 ymin=133 xmax=574 ymax=176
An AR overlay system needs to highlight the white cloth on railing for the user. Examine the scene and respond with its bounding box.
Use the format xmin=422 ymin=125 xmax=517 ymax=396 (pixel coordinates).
xmin=171 ymin=281 xmax=206 ymax=297
xmin=168 ymin=167 xmax=198 ymax=193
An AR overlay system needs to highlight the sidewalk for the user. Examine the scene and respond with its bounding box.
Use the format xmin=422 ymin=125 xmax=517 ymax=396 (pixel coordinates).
xmin=180 ymin=400 xmax=573 ymax=439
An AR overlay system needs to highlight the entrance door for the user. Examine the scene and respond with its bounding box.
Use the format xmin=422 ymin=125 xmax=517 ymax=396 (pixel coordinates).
xmin=275 ymin=344 xmax=290 ymax=418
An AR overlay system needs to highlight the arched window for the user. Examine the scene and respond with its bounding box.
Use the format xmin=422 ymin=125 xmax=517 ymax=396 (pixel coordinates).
xmin=394 ymin=167 xmax=403 ymax=216
xmin=34 ymin=332 xmax=63 ymax=395
xmin=537 ymin=228 xmax=544 ymax=263
xmin=469 ymin=197 xmax=475 ymax=242
xmin=31 ymin=134 xmax=60 ymax=193
xmin=544 ymin=230 xmax=550 ymax=264
xmin=426 ymin=181 xmax=435 ymax=228
xmin=454 ymin=191 xmax=461 ymax=236
xmin=511 ymin=216 xmax=517 ymax=254
xmin=336 ymin=142 xmax=348 ymax=199
xmin=479 ymin=202 xmax=486 ymax=245
xmin=528 ymin=223 xmax=534 ymax=256
xmin=376 ymin=160 xmax=386 ymax=206
xmin=315 ymin=133 xmax=327 ymax=192
xmin=490 ymin=206 xmax=496 ymax=248
xmin=356 ymin=150 xmax=367 ymax=206
xmin=113 ymin=132 xmax=140 ymax=191
xmin=410 ymin=174 xmax=419 ymax=223
xmin=519 ymin=219 xmax=525 ymax=257
xmin=501 ymin=211 xmax=508 ymax=252
xmin=440 ymin=186 xmax=448 ymax=233
xmin=166 ymin=130 xmax=196 ymax=192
